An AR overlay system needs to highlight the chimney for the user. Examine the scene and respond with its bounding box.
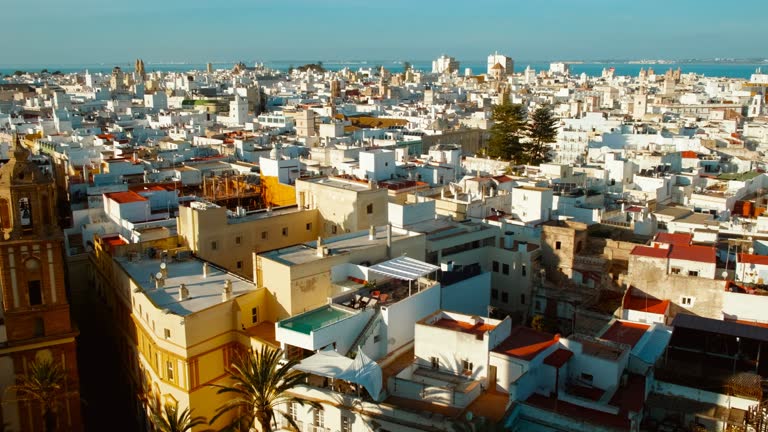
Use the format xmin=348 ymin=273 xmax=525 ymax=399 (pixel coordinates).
xmin=221 ymin=280 xmax=233 ymax=302
xmin=316 ymin=236 xmax=324 ymax=258
xmin=179 ymin=283 xmax=189 ymax=301
xmin=202 ymin=262 xmax=209 ymax=278
xmin=369 ymin=225 xmax=376 ymax=241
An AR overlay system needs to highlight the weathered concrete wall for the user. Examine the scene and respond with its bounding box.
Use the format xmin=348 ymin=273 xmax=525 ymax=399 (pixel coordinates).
xmin=626 ymin=255 xmax=724 ymax=320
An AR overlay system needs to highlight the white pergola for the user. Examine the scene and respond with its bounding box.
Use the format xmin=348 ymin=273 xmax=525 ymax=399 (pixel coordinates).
xmin=367 ymin=256 xmax=439 ymax=295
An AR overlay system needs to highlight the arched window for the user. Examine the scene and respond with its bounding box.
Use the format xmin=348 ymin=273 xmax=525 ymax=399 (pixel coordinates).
xmin=19 ymin=197 xmax=32 ymax=230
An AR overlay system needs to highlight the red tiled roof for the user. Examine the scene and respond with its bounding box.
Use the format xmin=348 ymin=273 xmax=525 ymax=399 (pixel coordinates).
xmin=668 ymin=244 xmax=716 ymax=263
xmin=738 ymin=253 xmax=768 ymax=266
xmin=543 ymin=348 xmax=573 ymax=368
xmin=681 ymin=150 xmax=698 ymax=159
xmin=492 ymin=326 xmax=558 ymax=361
xmin=630 ymin=245 xmax=669 ymax=259
xmin=623 ymin=295 xmax=670 ymax=315
xmin=654 ymin=232 xmax=692 ymax=246
xmin=432 ymin=318 xmax=496 ymax=336
xmin=105 ymin=191 xmax=148 ymax=204
xmin=600 ymin=321 xmax=650 ymax=349
xmin=492 ymin=175 xmax=514 ymax=183
xmin=626 ymin=206 xmax=644 ymax=212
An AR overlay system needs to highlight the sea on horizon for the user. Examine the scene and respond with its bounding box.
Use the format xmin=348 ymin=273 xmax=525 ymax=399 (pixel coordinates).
xmin=1 ymin=60 xmax=766 ymax=80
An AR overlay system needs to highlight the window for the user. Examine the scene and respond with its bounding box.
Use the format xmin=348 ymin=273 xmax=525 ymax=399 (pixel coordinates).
xmin=211 ymin=241 xmax=218 ymax=251
xmin=251 ymin=307 xmax=259 ymax=324
xmin=681 ymin=296 xmax=694 ymax=307
xmin=164 ymin=328 xmax=171 ymax=339
xmin=313 ymin=408 xmax=324 ymax=428
xmin=366 ymin=203 xmax=373 ymax=214
xmin=501 ymin=292 xmax=509 ymax=303
xmin=288 ymin=402 xmax=298 ymax=420
xmin=492 ymin=261 xmax=499 ymax=272
xmin=535 ymin=300 xmax=542 ymax=311
xmin=261 ymin=231 xmax=268 ymax=240
xmin=522 ymin=264 xmax=527 ymax=276
xmin=580 ymin=373 xmax=593 ymax=384
xmin=166 ymin=360 xmax=174 ymax=381
xmin=341 ymin=415 xmax=352 ymax=432
xmin=235 ymin=236 xmax=241 ymax=245
xmin=332 ymin=225 xmax=338 ymax=234
xmin=670 ymin=267 xmax=681 ymax=275
xmin=502 ymin=264 xmax=509 ymax=275
xmin=28 ymin=280 xmax=42 ymax=306
xmin=282 ymin=227 xmax=288 ymax=236
xmin=306 ymin=223 xmax=312 ymax=231
xmin=430 ymin=356 xmax=439 ymax=369
xmin=688 ymin=270 xmax=699 ymax=277
xmin=461 ymin=359 xmax=474 ymax=375
xmin=373 ymin=335 xmax=381 ymax=343
xmin=236 ymin=261 xmax=243 ymax=270
xmin=491 ymin=289 xmax=499 ymax=300
xmin=555 ymin=241 xmax=562 ymax=250
xmin=520 ymin=294 xmax=526 ymax=305
xmin=33 ymin=318 xmax=44 ymax=337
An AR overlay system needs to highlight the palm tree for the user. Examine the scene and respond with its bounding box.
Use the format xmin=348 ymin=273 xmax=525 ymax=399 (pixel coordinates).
xmin=5 ymin=358 xmax=68 ymax=432
xmin=210 ymin=346 xmax=319 ymax=432
xmin=150 ymin=400 xmax=207 ymax=432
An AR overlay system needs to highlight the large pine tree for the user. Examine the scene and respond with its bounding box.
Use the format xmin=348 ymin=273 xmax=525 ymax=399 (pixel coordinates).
xmin=486 ymin=101 xmax=527 ymax=163
xmin=524 ymin=106 xmax=558 ymax=165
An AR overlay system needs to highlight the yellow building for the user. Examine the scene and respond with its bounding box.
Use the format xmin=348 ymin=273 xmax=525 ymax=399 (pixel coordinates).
xmin=90 ymin=235 xmax=276 ymax=431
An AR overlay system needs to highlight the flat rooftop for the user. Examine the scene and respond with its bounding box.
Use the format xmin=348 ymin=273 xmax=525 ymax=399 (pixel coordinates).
xmin=261 ymin=226 xmax=418 ymax=266
xmin=301 ymin=176 xmax=372 ymax=192
xmin=492 ymin=326 xmax=558 ymax=361
xmin=431 ymin=318 xmax=496 ymax=337
xmin=116 ymin=256 xmax=254 ymax=316
xmin=600 ymin=321 xmax=650 ymax=349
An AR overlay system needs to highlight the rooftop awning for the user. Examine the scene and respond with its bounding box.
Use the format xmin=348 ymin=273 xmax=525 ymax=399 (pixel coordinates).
xmin=294 ymin=350 xmax=383 ymax=401
xmin=367 ymin=256 xmax=439 ymax=281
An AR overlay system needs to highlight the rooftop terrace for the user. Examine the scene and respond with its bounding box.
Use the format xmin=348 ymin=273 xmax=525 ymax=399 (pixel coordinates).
xmin=116 ymin=256 xmax=254 ymax=316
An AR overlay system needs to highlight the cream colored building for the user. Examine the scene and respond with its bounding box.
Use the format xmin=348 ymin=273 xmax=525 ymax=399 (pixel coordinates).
xmin=296 ymin=176 xmax=388 ymax=237
xmin=257 ymin=225 xmax=426 ymax=322
xmin=177 ymin=202 xmax=320 ymax=280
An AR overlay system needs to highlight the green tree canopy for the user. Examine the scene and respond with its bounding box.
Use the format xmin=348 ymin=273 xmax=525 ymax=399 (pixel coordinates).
xmin=524 ymin=106 xmax=558 ymax=165
xmin=486 ymin=101 xmax=527 ymax=163
xmin=150 ymin=401 xmax=207 ymax=432
xmin=5 ymin=358 xmax=70 ymax=432
xmin=209 ymin=346 xmax=320 ymax=432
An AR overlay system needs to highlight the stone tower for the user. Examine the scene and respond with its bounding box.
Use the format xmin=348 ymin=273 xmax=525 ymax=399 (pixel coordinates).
xmin=0 ymin=134 xmax=82 ymax=431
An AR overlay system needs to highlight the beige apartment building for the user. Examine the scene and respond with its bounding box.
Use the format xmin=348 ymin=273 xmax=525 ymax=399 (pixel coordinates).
xmin=296 ymin=176 xmax=388 ymax=237
xmin=177 ymin=202 xmax=321 ymax=280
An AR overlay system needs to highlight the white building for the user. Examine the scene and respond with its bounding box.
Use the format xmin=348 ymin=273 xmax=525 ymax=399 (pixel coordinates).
xmin=432 ymin=55 xmax=459 ymax=74
xmin=487 ymin=52 xmax=514 ymax=76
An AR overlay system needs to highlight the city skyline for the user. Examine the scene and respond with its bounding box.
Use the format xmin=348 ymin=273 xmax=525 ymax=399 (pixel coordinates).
xmin=2 ymin=0 xmax=767 ymax=65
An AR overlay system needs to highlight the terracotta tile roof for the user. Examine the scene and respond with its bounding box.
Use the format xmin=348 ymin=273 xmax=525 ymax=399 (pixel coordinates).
xmin=623 ymin=295 xmax=670 ymax=315
xmin=105 ymin=191 xmax=148 ymax=204
xmin=654 ymin=232 xmax=692 ymax=245
xmin=681 ymin=150 xmax=699 ymax=159
xmin=626 ymin=205 xmax=644 ymax=212
xmin=543 ymin=348 xmax=573 ymax=368
xmin=738 ymin=253 xmax=768 ymax=266
xmin=668 ymin=244 xmax=716 ymax=263
xmin=630 ymin=245 xmax=669 ymax=259
xmin=600 ymin=321 xmax=650 ymax=349
xmin=492 ymin=326 xmax=558 ymax=361
xmin=432 ymin=318 xmax=496 ymax=336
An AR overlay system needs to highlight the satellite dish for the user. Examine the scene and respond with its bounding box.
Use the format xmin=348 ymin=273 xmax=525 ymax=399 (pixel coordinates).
xmin=156 ymin=272 xmax=163 ymax=280
xmin=721 ymin=271 xmax=728 ymax=279
xmin=160 ymin=262 xmax=167 ymax=269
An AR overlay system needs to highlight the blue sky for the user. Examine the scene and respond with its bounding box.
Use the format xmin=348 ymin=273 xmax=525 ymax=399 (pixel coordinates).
xmin=1 ymin=0 xmax=765 ymax=65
